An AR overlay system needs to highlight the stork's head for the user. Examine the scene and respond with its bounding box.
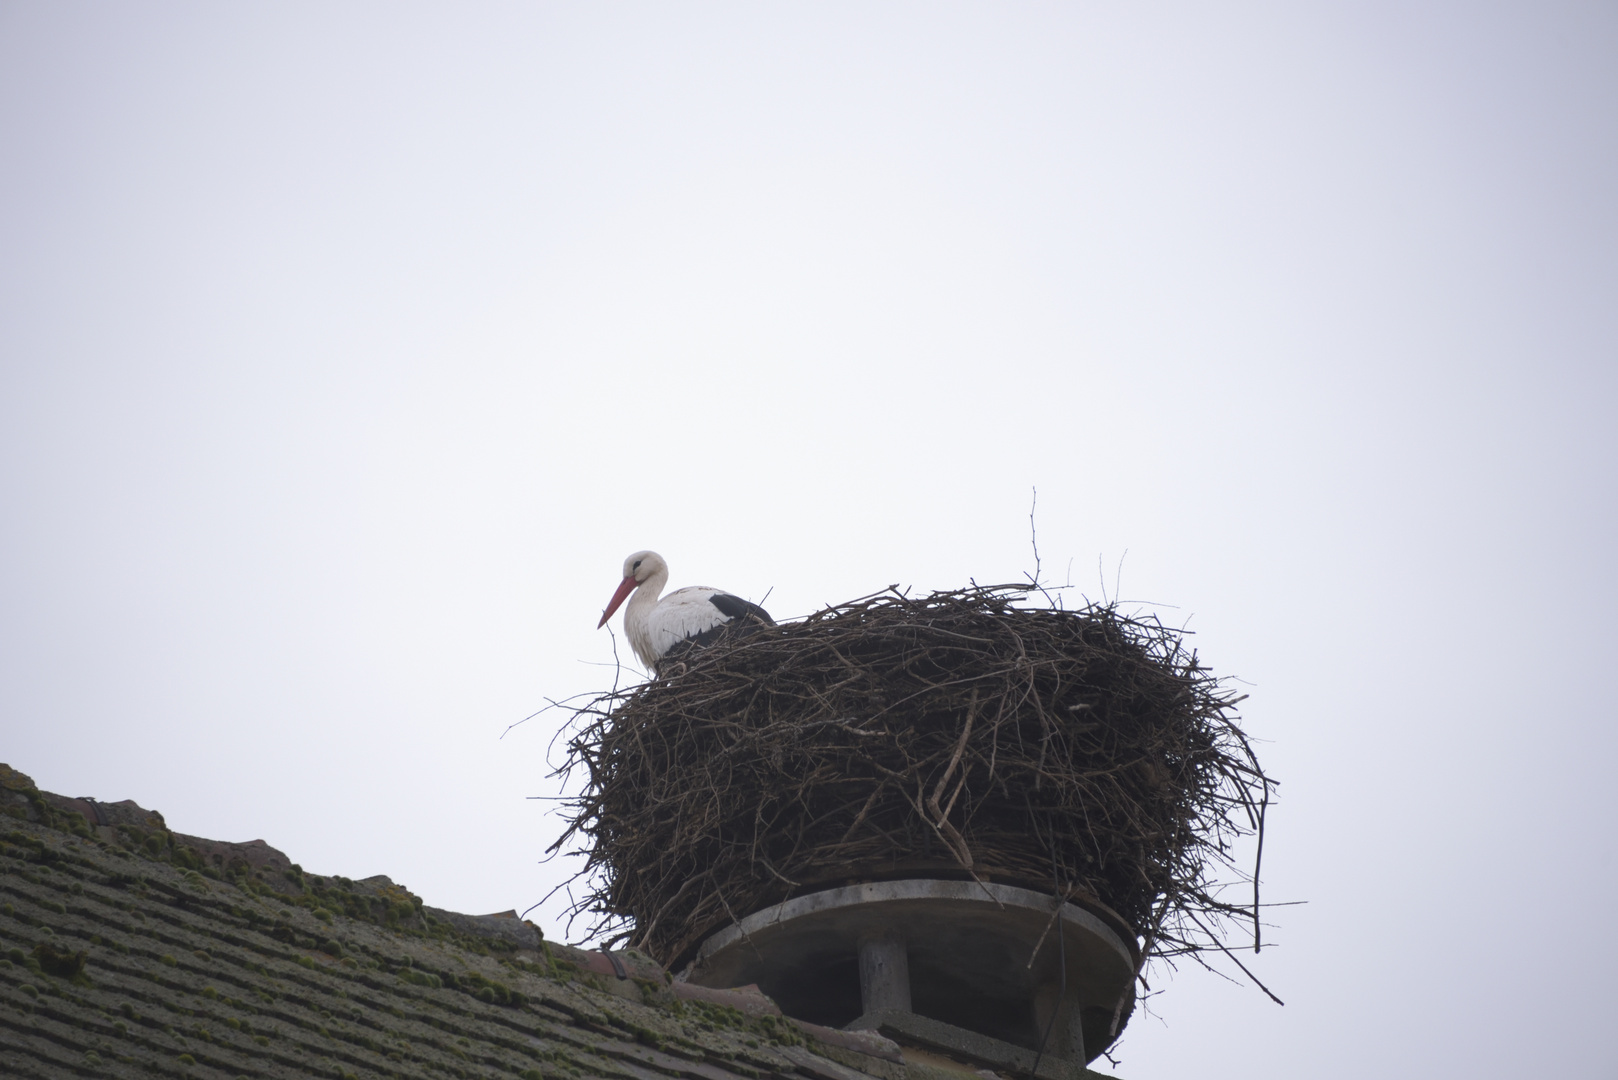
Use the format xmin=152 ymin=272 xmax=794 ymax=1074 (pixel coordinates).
xmin=598 ymin=550 xmax=667 ymax=628
xmin=621 ymin=550 xmax=665 ymax=584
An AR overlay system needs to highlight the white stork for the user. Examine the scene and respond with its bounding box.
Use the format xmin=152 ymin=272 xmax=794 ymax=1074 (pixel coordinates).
xmin=597 ymin=550 xmax=774 ymax=672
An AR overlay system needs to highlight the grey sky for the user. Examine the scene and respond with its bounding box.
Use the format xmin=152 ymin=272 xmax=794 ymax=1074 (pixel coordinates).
xmin=3 ymin=3 xmax=1614 ymax=1076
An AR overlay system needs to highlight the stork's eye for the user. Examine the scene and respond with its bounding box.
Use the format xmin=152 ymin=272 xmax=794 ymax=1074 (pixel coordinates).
xmin=633 ymin=560 xmax=642 ymax=570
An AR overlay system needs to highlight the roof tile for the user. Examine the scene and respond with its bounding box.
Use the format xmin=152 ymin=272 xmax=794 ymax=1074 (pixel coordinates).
xmin=0 ymin=765 xmax=1122 ymax=1080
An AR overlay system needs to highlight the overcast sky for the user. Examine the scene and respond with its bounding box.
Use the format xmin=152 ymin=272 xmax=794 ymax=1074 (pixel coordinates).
xmin=3 ymin=3 xmax=1615 ymax=1077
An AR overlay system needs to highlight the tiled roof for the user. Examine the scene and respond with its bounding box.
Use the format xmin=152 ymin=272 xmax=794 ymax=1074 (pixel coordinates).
xmin=0 ymin=765 xmax=1117 ymax=1080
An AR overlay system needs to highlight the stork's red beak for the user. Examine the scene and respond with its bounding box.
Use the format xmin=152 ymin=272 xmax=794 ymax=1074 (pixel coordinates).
xmin=598 ymin=576 xmax=637 ymax=628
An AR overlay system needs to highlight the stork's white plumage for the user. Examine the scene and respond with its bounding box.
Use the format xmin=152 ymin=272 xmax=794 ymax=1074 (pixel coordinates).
xmin=597 ymin=550 xmax=774 ymax=672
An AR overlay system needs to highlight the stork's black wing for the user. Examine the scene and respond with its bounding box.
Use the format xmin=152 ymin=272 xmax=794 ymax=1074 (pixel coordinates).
xmin=657 ymin=593 xmax=775 ymax=671
xmin=706 ymin=592 xmax=775 ymax=626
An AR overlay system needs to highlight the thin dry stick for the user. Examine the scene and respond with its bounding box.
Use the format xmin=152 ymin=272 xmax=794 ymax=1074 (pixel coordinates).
xmin=1025 ymin=884 xmax=1077 ymax=970
xmin=837 ymin=784 xmax=887 ymax=846
xmin=926 ymin=689 xmax=981 ymax=868
xmin=1254 ymin=779 xmax=1269 ymax=952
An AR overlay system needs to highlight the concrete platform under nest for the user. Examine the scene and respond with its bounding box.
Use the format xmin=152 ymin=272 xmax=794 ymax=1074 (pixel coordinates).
xmin=682 ymin=880 xmax=1137 ymax=1070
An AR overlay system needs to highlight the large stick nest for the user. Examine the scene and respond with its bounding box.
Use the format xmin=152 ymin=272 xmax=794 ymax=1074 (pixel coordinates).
xmin=552 ymin=585 xmax=1273 ymax=976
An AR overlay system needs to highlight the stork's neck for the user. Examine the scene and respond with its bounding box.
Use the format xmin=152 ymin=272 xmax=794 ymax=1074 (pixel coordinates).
xmin=623 ymin=564 xmax=669 ymax=670
xmin=625 ymin=564 xmax=669 ymax=624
